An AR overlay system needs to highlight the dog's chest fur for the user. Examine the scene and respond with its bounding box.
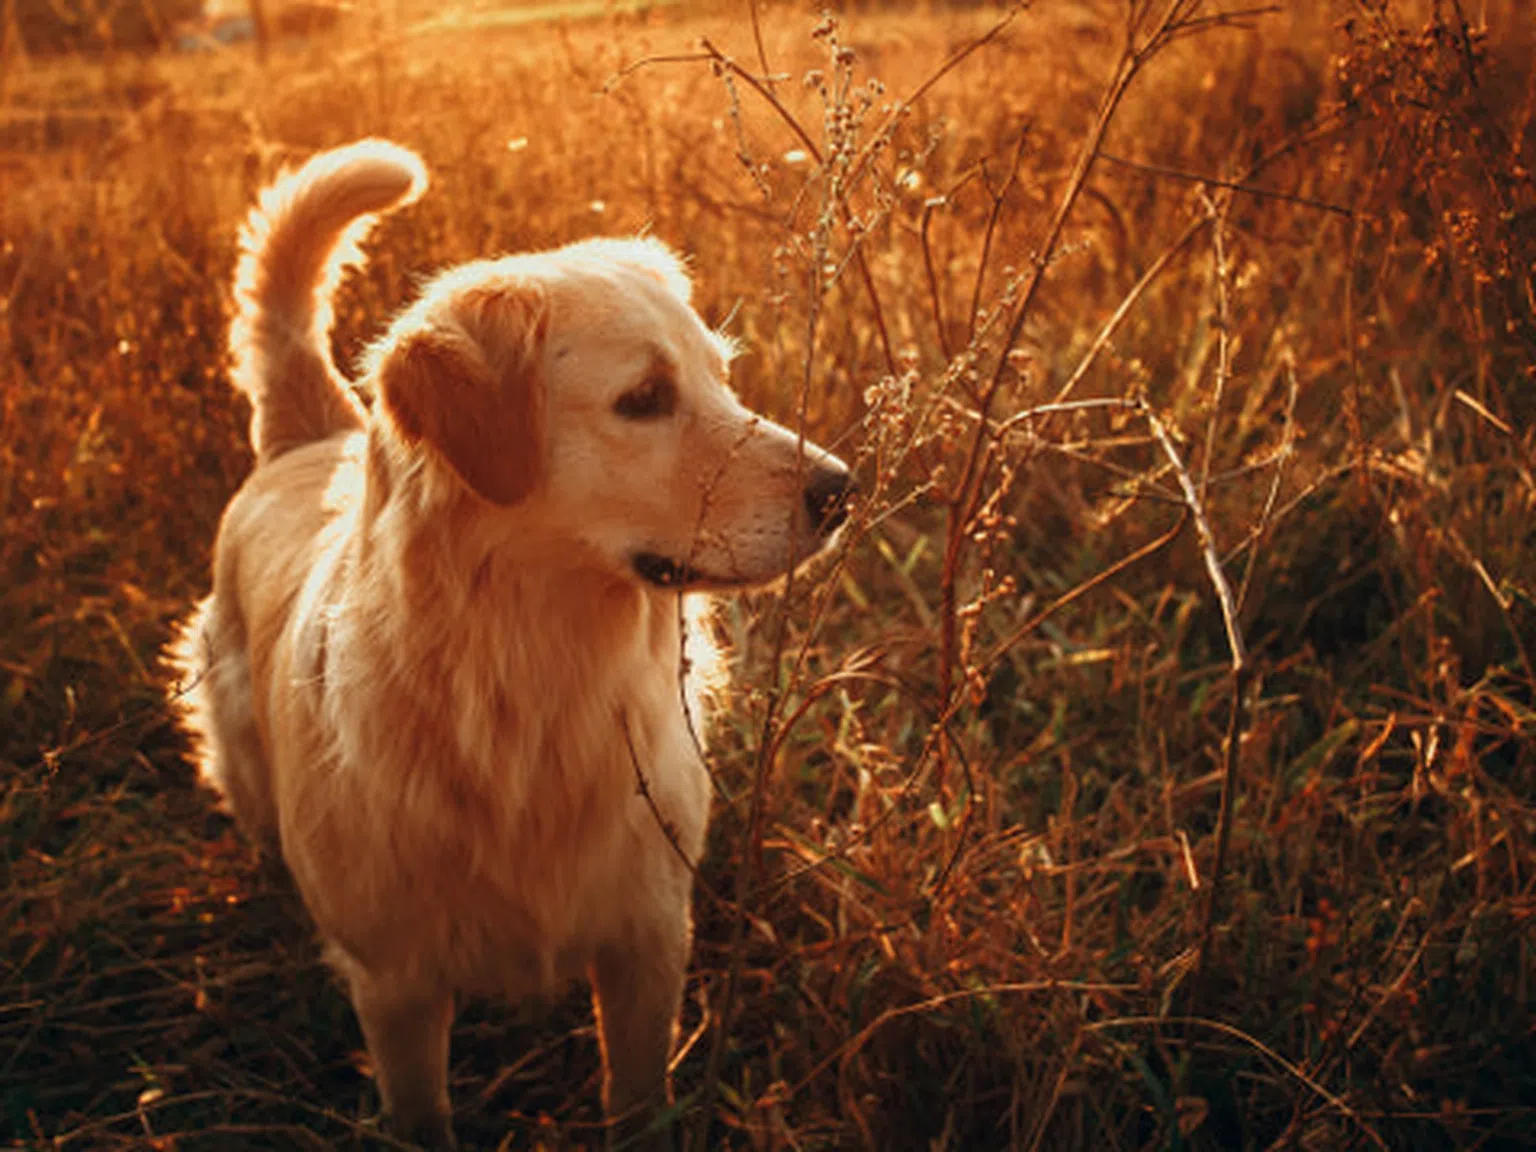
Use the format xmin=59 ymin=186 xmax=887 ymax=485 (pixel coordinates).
xmin=270 ymin=498 xmax=713 ymax=995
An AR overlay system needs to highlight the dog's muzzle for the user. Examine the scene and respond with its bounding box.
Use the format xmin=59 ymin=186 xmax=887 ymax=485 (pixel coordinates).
xmin=632 ymin=462 xmax=854 ymax=590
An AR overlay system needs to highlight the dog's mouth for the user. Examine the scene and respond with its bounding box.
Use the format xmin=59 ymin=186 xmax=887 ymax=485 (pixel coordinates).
xmin=631 ymin=551 xmax=749 ymax=590
xmin=632 ymin=551 xmax=691 ymax=587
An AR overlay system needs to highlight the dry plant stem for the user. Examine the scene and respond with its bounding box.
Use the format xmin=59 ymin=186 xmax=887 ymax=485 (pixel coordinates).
xmin=983 ymin=508 xmax=1187 ymax=673
xmin=1345 ymin=909 xmax=1433 ymax=1050
xmin=758 ymin=668 xmax=974 ymax=896
xmin=1440 ymin=523 xmax=1536 ymax=689
xmin=992 ymin=395 xmax=1139 ymax=438
xmin=628 ymin=17 xmax=1018 ymax=386
xmin=1087 ymin=1017 xmax=1388 ymax=1151
xmin=55 ymin=1089 xmax=426 ymax=1152
xmin=1235 ymin=355 xmax=1300 ymax=611
xmin=1050 ymin=97 xmax=1360 ymax=408
xmin=1139 ymin=403 xmax=1246 ymax=672
xmin=1139 ymin=399 xmax=1251 ymax=991
xmin=691 ymin=250 xmax=829 ymax=1152
xmin=690 ymin=39 xmax=905 ymax=375
xmin=748 ymin=530 xmax=875 ymax=794
xmin=788 ymin=980 xmax=1133 ymax=1102
xmin=851 ymin=243 xmax=897 ymax=376
xmin=615 ymin=45 xmax=821 ymax=163
xmin=747 ymin=0 xmax=773 ymax=89
xmin=968 ymin=126 xmax=1032 ymax=343
xmin=921 ymin=197 xmax=952 ymax=360
xmin=17 ymin=665 xmax=207 ymax=777
xmin=767 ymin=671 xmax=980 ymax=911
xmin=1197 ymin=189 xmax=1232 ymax=504
xmin=1049 ymin=214 xmax=1208 ymax=406
xmin=961 ymin=0 xmax=1210 ymax=495
xmin=1020 ymin=1029 xmax=1084 ymax=1152
xmin=937 ymin=1 xmax=1205 ymax=780
xmin=689 ymin=24 xmax=1032 ymax=1114
xmin=843 ymin=6 xmax=1023 ymax=192
xmin=1342 ymin=120 xmax=1398 ymax=498
xmin=1097 ymin=151 xmax=1352 ymax=216
xmin=622 ymin=719 xmax=725 ymax=911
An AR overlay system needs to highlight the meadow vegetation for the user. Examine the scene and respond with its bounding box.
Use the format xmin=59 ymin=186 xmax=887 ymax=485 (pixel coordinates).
xmin=2 ymin=1 xmax=1533 ymax=1148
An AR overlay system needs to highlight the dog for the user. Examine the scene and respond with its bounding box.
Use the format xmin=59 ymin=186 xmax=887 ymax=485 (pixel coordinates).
xmin=169 ymin=139 xmax=851 ymax=1148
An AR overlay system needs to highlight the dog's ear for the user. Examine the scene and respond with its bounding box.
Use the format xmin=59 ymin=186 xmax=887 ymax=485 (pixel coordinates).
xmin=377 ymin=294 xmax=545 ymax=506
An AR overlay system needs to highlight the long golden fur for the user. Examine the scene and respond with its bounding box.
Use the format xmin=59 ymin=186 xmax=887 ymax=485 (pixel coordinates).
xmin=169 ymin=139 xmax=850 ymax=1149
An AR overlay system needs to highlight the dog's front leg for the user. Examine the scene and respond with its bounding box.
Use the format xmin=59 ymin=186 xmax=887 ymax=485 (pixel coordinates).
xmin=591 ymin=918 xmax=689 ymax=1150
xmin=349 ymin=972 xmax=457 ymax=1150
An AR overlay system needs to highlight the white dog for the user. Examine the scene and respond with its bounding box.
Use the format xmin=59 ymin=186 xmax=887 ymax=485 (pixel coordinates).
xmin=170 ymin=139 xmax=850 ymax=1148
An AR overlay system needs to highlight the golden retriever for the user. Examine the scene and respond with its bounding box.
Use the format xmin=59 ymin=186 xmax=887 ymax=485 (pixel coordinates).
xmin=169 ymin=139 xmax=850 ymax=1149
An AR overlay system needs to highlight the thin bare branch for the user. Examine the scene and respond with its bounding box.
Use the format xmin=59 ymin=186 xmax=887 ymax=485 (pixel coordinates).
xmin=1088 ymin=1016 xmax=1389 ymax=1151
xmin=621 ymin=717 xmax=725 ymax=909
xmin=747 ymin=0 xmax=774 ymax=89
xmin=1140 ymin=396 xmax=1254 ymax=995
xmin=984 ymin=509 xmax=1187 ymax=671
xmin=1140 ymin=399 xmax=1245 ymax=670
xmin=968 ymin=124 xmax=1032 ymax=344
xmin=844 ymin=6 xmax=1025 ymax=191
xmin=921 ymin=197 xmax=951 ymax=360
xmin=1236 ymin=353 xmax=1300 ymax=612
xmin=1098 ymin=150 xmax=1353 ymax=216
xmin=1197 ymin=188 xmax=1233 ymax=505
xmin=1052 ymin=214 xmax=1208 ymax=406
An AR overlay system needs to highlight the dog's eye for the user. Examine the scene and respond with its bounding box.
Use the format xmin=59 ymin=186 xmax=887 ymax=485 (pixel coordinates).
xmin=613 ymin=374 xmax=678 ymax=420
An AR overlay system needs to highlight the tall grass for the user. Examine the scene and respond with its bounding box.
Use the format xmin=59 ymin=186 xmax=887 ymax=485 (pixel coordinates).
xmin=2 ymin=1 xmax=1532 ymax=1148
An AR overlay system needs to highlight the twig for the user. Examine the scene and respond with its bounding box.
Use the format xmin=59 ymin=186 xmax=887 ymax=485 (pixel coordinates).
xmin=747 ymin=0 xmax=773 ymax=90
xmin=52 ymin=1088 xmax=422 ymax=1150
xmin=1097 ymin=151 xmax=1352 ymax=216
xmin=938 ymin=2 xmax=1206 ymax=779
xmin=1051 ymin=214 xmax=1209 ymax=406
xmin=1140 ymin=400 xmax=1245 ymax=669
xmin=692 ymin=138 xmax=834 ymax=1151
xmin=615 ymin=43 xmax=822 ymax=165
xmin=921 ymin=196 xmax=952 ymax=361
xmin=968 ymin=124 xmax=1032 ymax=344
xmin=844 ymin=6 xmax=1024 ymax=192
xmin=788 ymin=980 xmax=1134 ymax=1101
xmin=994 ymin=395 xmax=1139 ymax=437
xmin=1235 ymin=353 xmax=1300 ymax=612
xmin=1138 ymin=398 xmax=1252 ymax=989
xmin=1088 ymin=1016 xmax=1388 ymax=1151
xmin=850 ymin=239 xmax=897 ymax=376
xmin=18 ymin=662 xmax=207 ymax=776
xmin=1160 ymin=4 xmax=1284 ymax=39
xmin=621 ymin=717 xmax=724 ymax=910
xmin=1196 ymin=188 xmax=1232 ymax=505
xmin=1346 ymin=909 xmax=1432 ymax=1049
xmin=1221 ymin=462 xmax=1353 ymax=569
xmin=983 ymin=509 xmax=1187 ymax=672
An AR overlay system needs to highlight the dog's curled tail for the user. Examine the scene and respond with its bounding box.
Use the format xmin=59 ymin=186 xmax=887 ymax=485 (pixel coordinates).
xmin=230 ymin=139 xmax=428 ymax=461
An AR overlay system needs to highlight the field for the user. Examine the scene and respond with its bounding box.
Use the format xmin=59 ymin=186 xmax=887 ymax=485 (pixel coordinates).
xmin=2 ymin=0 xmax=1534 ymax=1148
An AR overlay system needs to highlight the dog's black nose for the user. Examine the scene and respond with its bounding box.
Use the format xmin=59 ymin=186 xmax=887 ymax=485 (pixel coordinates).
xmin=804 ymin=467 xmax=854 ymax=535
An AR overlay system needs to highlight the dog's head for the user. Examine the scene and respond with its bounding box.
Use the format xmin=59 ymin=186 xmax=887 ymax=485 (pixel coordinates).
xmin=370 ymin=237 xmax=851 ymax=589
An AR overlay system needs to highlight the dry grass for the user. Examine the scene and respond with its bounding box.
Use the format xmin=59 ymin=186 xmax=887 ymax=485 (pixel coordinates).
xmin=3 ymin=1 xmax=1534 ymax=1149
